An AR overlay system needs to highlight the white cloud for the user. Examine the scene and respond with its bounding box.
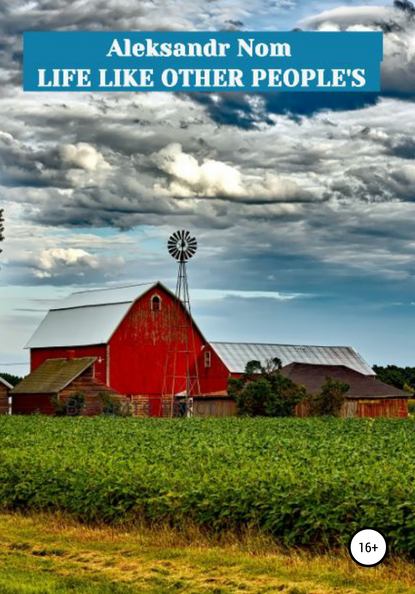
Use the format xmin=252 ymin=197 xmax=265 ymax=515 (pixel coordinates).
xmin=152 ymin=142 xmax=312 ymax=202
xmin=37 ymin=248 xmax=100 ymax=273
xmin=59 ymin=142 xmax=110 ymax=171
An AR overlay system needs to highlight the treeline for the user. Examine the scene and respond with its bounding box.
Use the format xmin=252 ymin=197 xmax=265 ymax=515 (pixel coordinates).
xmin=0 ymin=373 xmax=21 ymax=386
xmin=373 ymin=365 xmax=415 ymax=394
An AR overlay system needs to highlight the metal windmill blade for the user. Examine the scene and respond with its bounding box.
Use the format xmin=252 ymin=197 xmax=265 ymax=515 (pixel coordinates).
xmin=167 ymin=230 xmax=198 ymax=262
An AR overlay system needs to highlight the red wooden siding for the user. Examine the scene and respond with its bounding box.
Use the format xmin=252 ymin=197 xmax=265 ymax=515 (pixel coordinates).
xmin=108 ymin=287 xmax=202 ymax=396
xmin=197 ymin=346 xmax=232 ymax=396
xmin=31 ymin=345 xmax=107 ymax=383
xmin=13 ymin=393 xmax=55 ymax=415
xmin=296 ymin=398 xmax=408 ymax=418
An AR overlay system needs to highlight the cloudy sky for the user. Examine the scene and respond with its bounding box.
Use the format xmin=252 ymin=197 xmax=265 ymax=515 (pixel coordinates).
xmin=1 ymin=0 xmax=415 ymax=376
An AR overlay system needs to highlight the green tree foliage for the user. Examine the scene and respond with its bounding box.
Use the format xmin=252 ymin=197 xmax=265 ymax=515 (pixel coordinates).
xmin=0 ymin=373 xmax=21 ymax=386
xmin=228 ymin=358 xmax=306 ymax=417
xmin=307 ymin=377 xmax=349 ymax=416
xmin=373 ymin=365 xmax=415 ymax=394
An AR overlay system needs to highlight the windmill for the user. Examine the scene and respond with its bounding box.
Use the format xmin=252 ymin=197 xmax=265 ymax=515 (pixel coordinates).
xmin=164 ymin=230 xmax=200 ymax=416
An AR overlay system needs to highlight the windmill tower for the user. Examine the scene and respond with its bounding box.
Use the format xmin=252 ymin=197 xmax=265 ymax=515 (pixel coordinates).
xmin=164 ymin=230 xmax=200 ymax=417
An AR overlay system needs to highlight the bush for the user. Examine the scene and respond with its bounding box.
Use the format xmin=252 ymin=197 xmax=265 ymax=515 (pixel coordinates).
xmin=51 ymin=393 xmax=85 ymax=416
xmin=99 ymin=392 xmax=131 ymax=417
xmin=229 ymin=358 xmax=306 ymax=417
xmin=307 ymin=377 xmax=349 ymax=416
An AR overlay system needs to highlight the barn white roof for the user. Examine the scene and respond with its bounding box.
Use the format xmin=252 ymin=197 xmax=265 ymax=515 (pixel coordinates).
xmin=211 ymin=342 xmax=374 ymax=376
xmin=26 ymin=282 xmax=157 ymax=348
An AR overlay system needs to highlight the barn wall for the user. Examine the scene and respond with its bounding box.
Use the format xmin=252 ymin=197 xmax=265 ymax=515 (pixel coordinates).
xmin=296 ymin=398 xmax=408 ymax=418
xmin=198 ymin=347 xmax=232 ymax=396
xmin=31 ymin=345 xmax=107 ymax=383
xmin=59 ymin=371 xmax=128 ymax=416
xmin=12 ymin=393 xmax=55 ymax=415
xmin=193 ymin=398 xmax=237 ymax=417
xmin=352 ymin=398 xmax=408 ymax=418
xmin=0 ymin=383 xmax=10 ymax=414
xmin=109 ymin=286 xmax=209 ymax=397
xmin=129 ymin=395 xmax=173 ymax=418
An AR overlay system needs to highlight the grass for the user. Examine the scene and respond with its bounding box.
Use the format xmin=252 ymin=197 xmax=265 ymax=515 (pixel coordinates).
xmin=0 ymin=513 xmax=414 ymax=594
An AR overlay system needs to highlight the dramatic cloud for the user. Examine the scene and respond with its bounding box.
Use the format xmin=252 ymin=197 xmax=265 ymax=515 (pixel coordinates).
xmin=302 ymin=2 xmax=415 ymax=95
xmin=2 ymin=1 xmax=415 ymax=371
xmin=152 ymin=142 xmax=314 ymax=202
xmin=59 ymin=143 xmax=110 ymax=171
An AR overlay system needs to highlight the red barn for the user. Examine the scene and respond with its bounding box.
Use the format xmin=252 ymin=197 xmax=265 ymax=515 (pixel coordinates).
xmin=12 ymin=281 xmax=408 ymax=417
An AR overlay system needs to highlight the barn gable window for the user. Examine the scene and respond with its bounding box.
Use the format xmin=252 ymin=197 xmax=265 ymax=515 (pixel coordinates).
xmin=151 ymin=294 xmax=162 ymax=311
xmin=204 ymin=350 xmax=212 ymax=368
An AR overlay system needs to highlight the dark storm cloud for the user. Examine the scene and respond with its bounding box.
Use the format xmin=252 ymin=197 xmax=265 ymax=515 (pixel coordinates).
xmin=190 ymin=2 xmax=415 ymax=127
xmin=190 ymin=92 xmax=379 ymax=128
xmin=0 ymin=0 xmax=414 ymax=293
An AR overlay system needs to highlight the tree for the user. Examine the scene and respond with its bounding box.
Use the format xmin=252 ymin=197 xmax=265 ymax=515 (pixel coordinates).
xmin=373 ymin=365 xmax=415 ymax=395
xmin=307 ymin=377 xmax=349 ymax=417
xmin=0 ymin=372 xmax=21 ymax=386
xmin=228 ymin=358 xmax=307 ymax=417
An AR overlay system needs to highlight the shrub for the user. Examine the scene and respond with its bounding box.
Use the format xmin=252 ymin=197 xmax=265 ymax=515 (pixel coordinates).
xmin=307 ymin=377 xmax=349 ymax=417
xmin=51 ymin=392 xmax=85 ymax=416
xmin=229 ymin=358 xmax=306 ymax=417
xmin=99 ymin=392 xmax=131 ymax=417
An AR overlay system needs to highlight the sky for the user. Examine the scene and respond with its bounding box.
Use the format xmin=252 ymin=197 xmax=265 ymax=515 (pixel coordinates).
xmin=1 ymin=0 xmax=415 ymax=376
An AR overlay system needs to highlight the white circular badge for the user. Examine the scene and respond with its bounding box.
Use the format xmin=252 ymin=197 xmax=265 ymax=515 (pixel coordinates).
xmin=348 ymin=529 xmax=387 ymax=567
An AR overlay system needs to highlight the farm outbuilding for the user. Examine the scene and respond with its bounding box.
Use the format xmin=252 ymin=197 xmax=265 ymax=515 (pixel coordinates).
xmin=12 ymin=357 xmax=128 ymax=415
xmin=0 ymin=376 xmax=12 ymax=415
xmin=14 ymin=281 xmax=408 ymax=418
xmin=282 ymin=363 xmax=408 ymax=418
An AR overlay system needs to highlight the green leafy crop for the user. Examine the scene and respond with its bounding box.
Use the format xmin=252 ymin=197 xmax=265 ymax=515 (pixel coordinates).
xmin=0 ymin=416 xmax=413 ymax=555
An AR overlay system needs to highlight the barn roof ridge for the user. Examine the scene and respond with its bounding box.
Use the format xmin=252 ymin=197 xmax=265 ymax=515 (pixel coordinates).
xmin=50 ymin=281 xmax=161 ymax=311
xmin=211 ymin=340 xmax=360 ymax=350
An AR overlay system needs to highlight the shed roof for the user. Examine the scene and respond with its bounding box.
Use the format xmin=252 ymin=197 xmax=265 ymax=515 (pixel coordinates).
xmin=0 ymin=376 xmax=13 ymax=390
xmin=211 ymin=341 xmax=374 ymax=376
xmin=281 ymin=363 xmax=408 ymax=399
xmin=12 ymin=357 xmax=96 ymax=395
xmin=26 ymin=282 xmax=157 ymax=348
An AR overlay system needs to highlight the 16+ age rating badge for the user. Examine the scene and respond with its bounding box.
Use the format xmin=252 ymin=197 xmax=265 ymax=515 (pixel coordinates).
xmin=348 ymin=529 xmax=388 ymax=567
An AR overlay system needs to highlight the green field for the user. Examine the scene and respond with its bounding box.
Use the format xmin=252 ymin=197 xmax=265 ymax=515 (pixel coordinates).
xmin=0 ymin=416 xmax=414 ymax=556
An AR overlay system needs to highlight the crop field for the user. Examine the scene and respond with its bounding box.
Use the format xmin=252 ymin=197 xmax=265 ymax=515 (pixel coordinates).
xmin=0 ymin=416 xmax=414 ymax=557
